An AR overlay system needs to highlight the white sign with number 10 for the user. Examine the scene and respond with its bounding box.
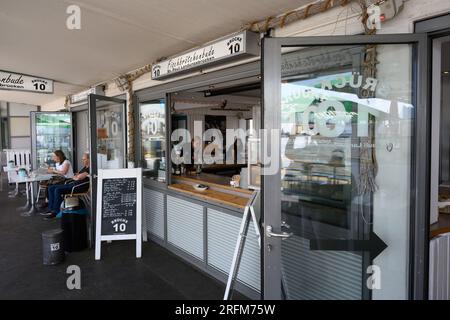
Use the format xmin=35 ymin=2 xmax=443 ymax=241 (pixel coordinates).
xmin=0 ymin=70 xmax=54 ymax=94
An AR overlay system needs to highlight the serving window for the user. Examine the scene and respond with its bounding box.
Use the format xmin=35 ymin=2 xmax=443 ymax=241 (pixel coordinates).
xmin=168 ymin=81 xmax=261 ymax=191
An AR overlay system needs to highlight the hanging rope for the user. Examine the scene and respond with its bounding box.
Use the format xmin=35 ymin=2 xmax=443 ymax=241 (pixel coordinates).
xmin=356 ymin=0 xmax=379 ymax=196
xmin=244 ymin=0 xmax=356 ymax=32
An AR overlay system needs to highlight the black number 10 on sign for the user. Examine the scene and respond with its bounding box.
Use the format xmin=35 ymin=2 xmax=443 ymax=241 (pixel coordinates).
xmin=33 ymin=83 xmax=46 ymax=91
xmin=228 ymin=43 xmax=241 ymax=55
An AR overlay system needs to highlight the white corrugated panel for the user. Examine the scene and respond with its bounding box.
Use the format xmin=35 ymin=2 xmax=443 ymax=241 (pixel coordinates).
xmin=167 ymin=196 xmax=204 ymax=260
xmin=429 ymin=233 xmax=450 ymax=300
xmin=281 ymin=236 xmax=362 ymax=300
xmin=143 ymin=188 xmax=164 ymax=240
xmin=207 ymin=209 xmax=261 ymax=292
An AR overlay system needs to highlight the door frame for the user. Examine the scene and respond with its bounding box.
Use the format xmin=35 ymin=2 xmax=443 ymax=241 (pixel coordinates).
xmin=261 ymin=34 xmax=429 ymax=300
xmin=88 ymin=94 xmax=127 ymax=246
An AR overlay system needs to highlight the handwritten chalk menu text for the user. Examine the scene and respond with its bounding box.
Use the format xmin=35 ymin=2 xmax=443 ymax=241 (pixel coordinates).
xmin=95 ymin=168 xmax=142 ymax=260
xmin=101 ymin=177 xmax=137 ymax=235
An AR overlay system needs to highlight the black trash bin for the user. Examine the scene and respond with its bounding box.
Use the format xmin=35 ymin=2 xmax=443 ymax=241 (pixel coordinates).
xmin=61 ymin=208 xmax=88 ymax=252
xmin=42 ymin=229 xmax=65 ymax=265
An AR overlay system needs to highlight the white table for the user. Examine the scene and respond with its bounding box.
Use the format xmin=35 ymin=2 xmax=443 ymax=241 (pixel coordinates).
xmin=3 ymin=166 xmax=30 ymax=197
xmin=16 ymin=173 xmax=55 ymax=216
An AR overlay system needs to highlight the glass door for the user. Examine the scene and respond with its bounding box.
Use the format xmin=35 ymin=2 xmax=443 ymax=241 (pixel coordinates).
xmin=88 ymin=94 xmax=127 ymax=241
xmin=262 ymin=34 xmax=428 ymax=300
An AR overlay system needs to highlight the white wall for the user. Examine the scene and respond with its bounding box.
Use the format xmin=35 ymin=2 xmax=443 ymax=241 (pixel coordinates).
xmin=40 ymin=97 xmax=65 ymax=111
xmin=371 ymin=44 xmax=414 ymax=300
xmin=3 ymin=102 xmax=39 ymax=150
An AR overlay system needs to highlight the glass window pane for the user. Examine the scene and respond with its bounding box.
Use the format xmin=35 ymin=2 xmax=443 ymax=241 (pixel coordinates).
xmin=35 ymin=113 xmax=72 ymax=168
xmin=95 ymin=102 xmax=125 ymax=170
xmin=140 ymin=99 xmax=166 ymax=182
xmin=279 ymin=44 xmax=414 ymax=300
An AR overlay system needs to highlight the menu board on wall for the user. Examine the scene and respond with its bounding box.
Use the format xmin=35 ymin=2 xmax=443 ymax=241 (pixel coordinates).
xmin=95 ymin=168 xmax=142 ymax=260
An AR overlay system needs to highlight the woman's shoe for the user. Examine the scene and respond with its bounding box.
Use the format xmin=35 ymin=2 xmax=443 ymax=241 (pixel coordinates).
xmin=43 ymin=213 xmax=57 ymax=220
xmin=39 ymin=211 xmax=53 ymax=217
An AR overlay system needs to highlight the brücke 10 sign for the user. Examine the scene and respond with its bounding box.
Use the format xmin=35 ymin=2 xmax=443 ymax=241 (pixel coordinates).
xmin=0 ymin=70 xmax=54 ymax=94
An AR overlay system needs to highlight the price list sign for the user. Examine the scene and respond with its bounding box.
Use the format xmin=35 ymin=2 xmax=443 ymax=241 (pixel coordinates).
xmin=102 ymin=178 xmax=137 ymax=235
xmin=95 ymin=168 xmax=142 ymax=260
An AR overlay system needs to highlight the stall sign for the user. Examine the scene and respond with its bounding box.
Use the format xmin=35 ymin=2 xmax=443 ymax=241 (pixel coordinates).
xmin=151 ymin=31 xmax=259 ymax=80
xmin=0 ymin=70 xmax=53 ymax=94
xmin=70 ymin=88 xmax=95 ymax=104
xmin=70 ymin=86 xmax=104 ymax=104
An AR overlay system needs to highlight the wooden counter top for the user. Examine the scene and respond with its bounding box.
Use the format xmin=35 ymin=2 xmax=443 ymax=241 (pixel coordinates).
xmin=174 ymin=173 xmax=254 ymax=195
xmin=430 ymin=213 xmax=450 ymax=238
xmin=168 ymin=183 xmax=250 ymax=210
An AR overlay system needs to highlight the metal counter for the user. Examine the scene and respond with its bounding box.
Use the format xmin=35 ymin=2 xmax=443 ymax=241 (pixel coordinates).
xmin=142 ymin=179 xmax=261 ymax=299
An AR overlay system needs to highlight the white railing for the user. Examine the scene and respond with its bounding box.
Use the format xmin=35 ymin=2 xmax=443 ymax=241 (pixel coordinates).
xmin=429 ymin=232 xmax=450 ymax=300
xmin=4 ymin=149 xmax=32 ymax=168
xmin=3 ymin=149 xmax=31 ymax=184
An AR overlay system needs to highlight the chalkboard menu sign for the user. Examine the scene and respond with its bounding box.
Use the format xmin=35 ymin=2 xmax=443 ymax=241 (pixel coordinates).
xmin=95 ymin=168 xmax=142 ymax=260
xmin=102 ymin=178 xmax=137 ymax=235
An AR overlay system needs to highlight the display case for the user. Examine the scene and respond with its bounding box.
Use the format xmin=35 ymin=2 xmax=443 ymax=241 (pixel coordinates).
xmin=30 ymin=112 xmax=73 ymax=169
xmin=139 ymin=99 xmax=166 ymax=182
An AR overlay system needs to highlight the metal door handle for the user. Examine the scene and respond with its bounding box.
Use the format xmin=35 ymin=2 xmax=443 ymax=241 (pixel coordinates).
xmin=92 ymin=174 xmax=97 ymax=179
xmin=266 ymin=226 xmax=293 ymax=240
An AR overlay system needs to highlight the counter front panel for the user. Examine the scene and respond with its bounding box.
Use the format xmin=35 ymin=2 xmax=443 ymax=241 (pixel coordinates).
xmin=143 ymin=183 xmax=262 ymax=298
xmin=167 ymin=195 xmax=204 ymax=261
xmin=144 ymin=188 xmax=165 ymax=240
xmin=207 ymin=209 xmax=260 ymax=291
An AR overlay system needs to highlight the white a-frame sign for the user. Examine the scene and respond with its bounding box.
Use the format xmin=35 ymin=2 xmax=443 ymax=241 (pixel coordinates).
xmin=95 ymin=168 xmax=142 ymax=260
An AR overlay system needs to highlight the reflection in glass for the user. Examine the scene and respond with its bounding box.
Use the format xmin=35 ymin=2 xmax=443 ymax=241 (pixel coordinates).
xmin=34 ymin=113 xmax=72 ymax=168
xmin=96 ymin=103 xmax=125 ymax=170
xmin=140 ymin=100 xmax=166 ymax=181
xmin=279 ymin=45 xmax=414 ymax=300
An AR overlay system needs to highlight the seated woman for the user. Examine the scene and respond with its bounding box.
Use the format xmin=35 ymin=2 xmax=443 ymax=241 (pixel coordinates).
xmin=41 ymin=153 xmax=90 ymax=220
xmin=48 ymin=149 xmax=74 ymax=179
xmin=38 ymin=150 xmax=74 ymax=208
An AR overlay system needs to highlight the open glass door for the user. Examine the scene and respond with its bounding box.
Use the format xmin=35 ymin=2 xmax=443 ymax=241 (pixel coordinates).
xmin=88 ymin=94 xmax=127 ymax=243
xmin=262 ymin=34 xmax=428 ymax=300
